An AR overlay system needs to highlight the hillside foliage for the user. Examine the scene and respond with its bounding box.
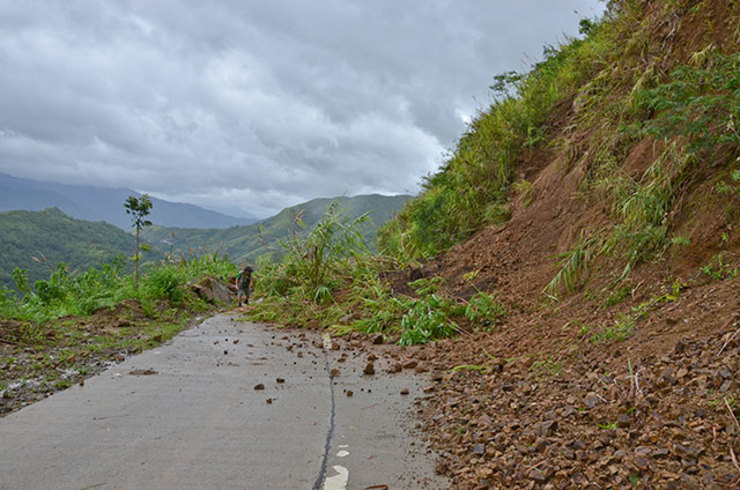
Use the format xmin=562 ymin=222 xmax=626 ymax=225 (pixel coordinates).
xmin=0 ymin=208 xmax=137 ymax=290
xmin=379 ymin=0 xmax=740 ymax=274
xmin=142 ymin=194 xmax=409 ymax=265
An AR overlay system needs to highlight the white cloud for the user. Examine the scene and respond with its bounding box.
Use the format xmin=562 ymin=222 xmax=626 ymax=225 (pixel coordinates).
xmin=0 ymin=0 xmax=606 ymax=217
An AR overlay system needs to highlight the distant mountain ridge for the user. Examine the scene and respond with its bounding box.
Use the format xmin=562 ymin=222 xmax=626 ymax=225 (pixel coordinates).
xmin=0 ymin=172 xmax=258 ymax=229
xmin=0 ymin=194 xmax=409 ymax=290
xmin=142 ymin=194 xmax=410 ymax=264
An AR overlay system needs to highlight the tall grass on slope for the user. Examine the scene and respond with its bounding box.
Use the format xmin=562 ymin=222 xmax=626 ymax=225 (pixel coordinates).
xmin=548 ymin=48 xmax=740 ymax=298
xmin=379 ymin=19 xmax=612 ymax=260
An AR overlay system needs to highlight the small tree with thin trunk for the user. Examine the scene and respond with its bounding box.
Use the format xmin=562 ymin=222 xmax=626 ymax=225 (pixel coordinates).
xmin=124 ymin=194 xmax=153 ymax=290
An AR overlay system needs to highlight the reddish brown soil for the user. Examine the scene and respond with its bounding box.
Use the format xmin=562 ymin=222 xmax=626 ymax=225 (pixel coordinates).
xmin=383 ymin=2 xmax=740 ymax=487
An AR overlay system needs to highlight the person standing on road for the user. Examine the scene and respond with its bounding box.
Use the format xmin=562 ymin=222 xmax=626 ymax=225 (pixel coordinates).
xmin=236 ymin=265 xmax=253 ymax=307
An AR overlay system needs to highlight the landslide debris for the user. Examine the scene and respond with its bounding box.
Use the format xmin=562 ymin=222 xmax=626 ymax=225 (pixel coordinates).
xmin=374 ymin=0 xmax=740 ymax=488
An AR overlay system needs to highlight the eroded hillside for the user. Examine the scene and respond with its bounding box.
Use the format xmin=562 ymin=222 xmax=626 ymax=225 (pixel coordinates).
xmin=379 ymin=0 xmax=740 ymax=487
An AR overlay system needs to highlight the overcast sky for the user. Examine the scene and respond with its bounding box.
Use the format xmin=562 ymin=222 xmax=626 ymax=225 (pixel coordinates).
xmin=0 ymin=0 xmax=605 ymax=218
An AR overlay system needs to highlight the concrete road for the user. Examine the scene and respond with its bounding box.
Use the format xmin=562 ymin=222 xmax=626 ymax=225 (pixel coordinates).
xmin=0 ymin=314 xmax=445 ymax=489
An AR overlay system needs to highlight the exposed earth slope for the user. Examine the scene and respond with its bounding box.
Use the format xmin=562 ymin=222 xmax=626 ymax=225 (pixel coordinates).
xmin=375 ymin=0 xmax=740 ymax=487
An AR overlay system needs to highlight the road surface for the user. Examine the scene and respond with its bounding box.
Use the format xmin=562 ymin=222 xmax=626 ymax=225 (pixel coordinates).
xmin=0 ymin=314 xmax=446 ymax=489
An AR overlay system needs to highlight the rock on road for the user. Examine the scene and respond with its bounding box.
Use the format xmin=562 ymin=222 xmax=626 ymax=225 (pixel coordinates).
xmin=0 ymin=314 xmax=446 ymax=489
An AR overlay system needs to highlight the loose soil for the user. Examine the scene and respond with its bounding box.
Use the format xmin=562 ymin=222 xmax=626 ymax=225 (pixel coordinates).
xmin=376 ymin=2 xmax=740 ymax=487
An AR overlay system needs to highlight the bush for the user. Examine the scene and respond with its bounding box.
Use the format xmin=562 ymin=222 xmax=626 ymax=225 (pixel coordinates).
xmin=399 ymin=295 xmax=460 ymax=345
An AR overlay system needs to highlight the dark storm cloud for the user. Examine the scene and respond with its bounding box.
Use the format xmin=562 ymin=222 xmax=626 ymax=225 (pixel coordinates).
xmin=0 ymin=0 xmax=605 ymax=218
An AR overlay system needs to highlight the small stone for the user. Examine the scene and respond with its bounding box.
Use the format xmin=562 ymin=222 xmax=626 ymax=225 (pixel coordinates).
xmin=400 ymin=388 xmax=410 ymax=395
xmin=471 ymin=444 xmax=486 ymax=456
xmin=653 ymin=448 xmax=670 ymax=459
xmin=720 ymin=379 xmax=735 ymax=392
xmin=266 ymin=398 xmax=273 ymax=404
xmin=535 ymin=420 xmax=558 ymax=437
xmin=617 ymin=413 xmax=631 ymax=427
xmin=276 ymin=377 xmax=285 ymax=383
xmin=346 ymin=390 xmax=354 ymax=397
xmin=635 ymin=446 xmax=652 ymax=456
xmin=402 ymin=359 xmax=418 ymax=370
xmin=363 ymin=361 xmax=375 ymax=375
xmin=584 ymin=392 xmax=601 ymax=409
xmin=388 ymin=363 xmax=402 ymax=374
xmin=254 ymin=383 xmax=265 ymax=390
xmin=634 ymin=455 xmax=651 ymax=470
xmin=372 ymin=334 xmax=384 ymax=344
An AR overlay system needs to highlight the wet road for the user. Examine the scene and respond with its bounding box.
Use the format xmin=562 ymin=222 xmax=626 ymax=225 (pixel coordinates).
xmin=0 ymin=314 xmax=445 ymax=489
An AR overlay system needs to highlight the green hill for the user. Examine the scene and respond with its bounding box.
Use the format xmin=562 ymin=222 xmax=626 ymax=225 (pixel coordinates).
xmin=0 ymin=208 xmax=136 ymax=289
xmin=142 ymin=194 xmax=410 ymax=264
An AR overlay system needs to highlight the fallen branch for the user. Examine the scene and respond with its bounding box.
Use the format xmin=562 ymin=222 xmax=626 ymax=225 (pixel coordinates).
xmin=717 ymin=320 xmax=740 ymax=357
xmin=725 ymin=398 xmax=740 ymax=430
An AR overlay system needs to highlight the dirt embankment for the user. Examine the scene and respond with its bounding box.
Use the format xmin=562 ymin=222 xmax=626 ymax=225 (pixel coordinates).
xmin=394 ymin=1 xmax=740 ymax=487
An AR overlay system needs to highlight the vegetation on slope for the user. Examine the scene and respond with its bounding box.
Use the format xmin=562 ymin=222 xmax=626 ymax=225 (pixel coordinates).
xmin=0 ymin=208 xmax=138 ymax=290
xmin=142 ymin=194 xmax=409 ymax=265
xmin=249 ymin=0 xmax=740 ymax=345
xmin=379 ymin=0 xmax=739 ymax=278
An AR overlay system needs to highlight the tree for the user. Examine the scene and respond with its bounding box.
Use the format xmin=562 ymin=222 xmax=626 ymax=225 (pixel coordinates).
xmin=124 ymin=194 xmax=153 ymax=290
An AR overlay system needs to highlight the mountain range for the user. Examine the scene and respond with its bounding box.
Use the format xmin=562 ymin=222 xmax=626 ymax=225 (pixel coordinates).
xmin=0 ymin=192 xmax=409 ymax=290
xmin=0 ymin=172 xmax=258 ymax=229
xmin=142 ymin=194 xmax=410 ymax=264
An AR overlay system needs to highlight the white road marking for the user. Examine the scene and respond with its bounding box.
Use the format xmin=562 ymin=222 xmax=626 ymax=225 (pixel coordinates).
xmin=323 ymin=465 xmax=349 ymax=490
xmin=336 ymin=450 xmax=349 ymax=457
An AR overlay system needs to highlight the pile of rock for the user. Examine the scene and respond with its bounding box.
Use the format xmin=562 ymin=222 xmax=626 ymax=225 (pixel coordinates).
xmin=417 ymin=328 xmax=740 ymax=488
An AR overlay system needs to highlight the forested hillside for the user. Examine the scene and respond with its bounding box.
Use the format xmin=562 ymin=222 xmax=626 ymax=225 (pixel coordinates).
xmin=0 ymin=208 xmax=136 ymax=289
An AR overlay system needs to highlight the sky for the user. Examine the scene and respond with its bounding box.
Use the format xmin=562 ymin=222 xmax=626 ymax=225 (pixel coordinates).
xmin=0 ymin=0 xmax=606 ymax=219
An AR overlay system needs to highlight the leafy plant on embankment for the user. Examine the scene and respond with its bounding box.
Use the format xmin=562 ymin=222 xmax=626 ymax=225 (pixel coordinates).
xmin=247 ymin=205 xmax=507 ymax=344
xmin=546 ymin=49 xmax=740 ymax=298
xmin=1 ymin=253 xmax=236 ymax=327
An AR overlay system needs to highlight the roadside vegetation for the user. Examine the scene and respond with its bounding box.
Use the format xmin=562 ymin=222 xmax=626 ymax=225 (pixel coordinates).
xmin=245 ymin=0 xmax=739 ymax=349
xmin=246 ymin=203 xmax=507 ymax=344
xmin=1 ymin=204 xmax=237 ymax=414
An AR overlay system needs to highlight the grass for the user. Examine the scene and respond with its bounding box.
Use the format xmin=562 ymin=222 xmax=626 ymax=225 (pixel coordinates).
xmin=700 ymin=252 xmax=739 ymax=280
xmin=591 ymin=314 xmax=636 ymax=343
xmin=544 ymin=232 xmax=602 ymax=300
xmin=530 ymin=356 xmax=564 ymax=377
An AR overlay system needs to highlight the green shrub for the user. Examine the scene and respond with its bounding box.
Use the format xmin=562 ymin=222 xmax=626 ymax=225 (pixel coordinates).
xmin=399 ymin=295 xmax=459 ymax=345
xmin=464 ymin=291 xmax=507 ymax=329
